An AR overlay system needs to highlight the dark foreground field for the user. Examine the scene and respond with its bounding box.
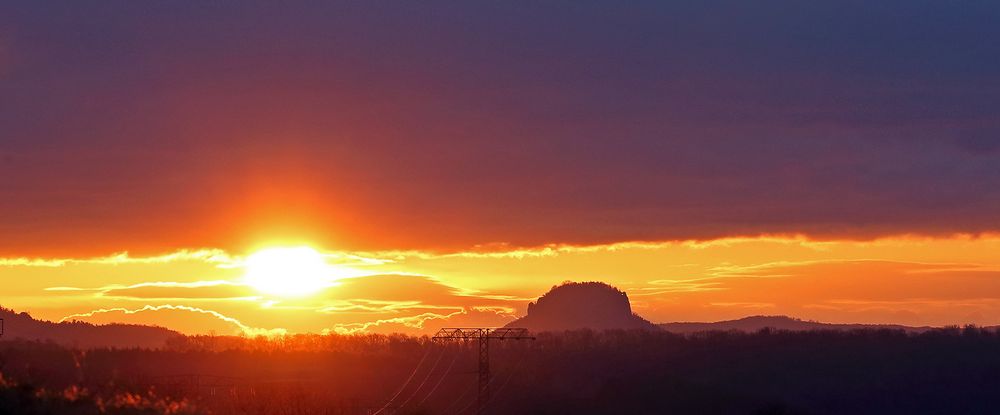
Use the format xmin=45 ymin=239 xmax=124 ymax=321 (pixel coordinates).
xmin=2 ymin=327 xmax=999 ymax=414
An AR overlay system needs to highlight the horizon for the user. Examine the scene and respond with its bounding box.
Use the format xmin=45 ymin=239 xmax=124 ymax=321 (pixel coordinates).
xmin=2 ymin=299 xmax=982 ymax=332
xmin=7 ymin=235 xmax=1000 ymax=336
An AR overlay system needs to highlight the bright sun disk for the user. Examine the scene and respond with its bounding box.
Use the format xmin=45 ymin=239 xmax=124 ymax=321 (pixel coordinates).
xmin=243 ymin=246 xmax=332 ymax=297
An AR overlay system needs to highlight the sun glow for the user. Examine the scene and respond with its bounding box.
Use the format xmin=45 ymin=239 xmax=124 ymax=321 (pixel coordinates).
xmin=243 ymin=246 xmax=333 ymax=297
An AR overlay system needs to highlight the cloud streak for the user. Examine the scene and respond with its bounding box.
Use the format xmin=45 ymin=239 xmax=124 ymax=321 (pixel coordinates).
xmin=326 ymin=311 xmax=466 ymax=335
xmin=2 ymin=249 xmax=235 ymax=268
xmin=59 ymin=304 xmax=283 ymax=336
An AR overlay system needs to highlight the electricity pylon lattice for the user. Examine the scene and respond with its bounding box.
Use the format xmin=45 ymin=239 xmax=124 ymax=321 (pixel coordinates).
xmin=432 ymin=328 xmax=534 ymax=415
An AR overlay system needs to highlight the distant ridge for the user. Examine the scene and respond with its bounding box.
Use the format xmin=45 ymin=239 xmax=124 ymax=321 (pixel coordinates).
xmin=0 ymin=306 xmax=181 ymax=348
xmin=505 ymin=282 xmax=657 ymax=332
xmin=659 ymin=315 xmax=934 ymax=334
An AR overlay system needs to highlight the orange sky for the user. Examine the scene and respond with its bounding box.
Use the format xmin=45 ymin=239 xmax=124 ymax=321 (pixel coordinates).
xmin=5 ymin=235 xmax=1000 ymax=335
xmin=5 ymin=2 xmax=1000 ymax=337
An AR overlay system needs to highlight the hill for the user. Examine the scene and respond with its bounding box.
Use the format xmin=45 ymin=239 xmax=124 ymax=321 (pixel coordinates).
xmin=505 ymin=282 xmax=656 ymax=331
xmin=0 ymin=306 xmax=181 ymax=349
xmin=659 ymin=315 xmax=933 ymax=334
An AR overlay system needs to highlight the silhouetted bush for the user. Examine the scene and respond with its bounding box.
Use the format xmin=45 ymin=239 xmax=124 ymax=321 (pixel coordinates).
xmin=0 ymin=372 xmax=201 ymax=414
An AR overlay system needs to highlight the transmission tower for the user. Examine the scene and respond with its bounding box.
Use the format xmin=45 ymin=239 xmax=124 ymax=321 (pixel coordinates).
xmin=432 ymin=328 xmax=534 ymax=415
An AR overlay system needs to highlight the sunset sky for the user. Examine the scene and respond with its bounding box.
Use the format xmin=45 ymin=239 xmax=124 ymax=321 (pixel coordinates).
xmin=2 ymin=2 xmax=1000 ymax=335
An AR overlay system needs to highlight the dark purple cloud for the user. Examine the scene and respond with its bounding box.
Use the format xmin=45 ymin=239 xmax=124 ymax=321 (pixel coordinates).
xmin=2 ymin=1 xmax=999 ymax=254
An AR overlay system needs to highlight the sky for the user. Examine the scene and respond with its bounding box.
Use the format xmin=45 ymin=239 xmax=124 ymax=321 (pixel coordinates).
xmin=2 ymin=2 xmax=1000 ymax=335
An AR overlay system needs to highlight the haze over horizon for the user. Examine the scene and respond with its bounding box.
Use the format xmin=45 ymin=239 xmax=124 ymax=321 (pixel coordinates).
xmin=3 ymin=1 xmax=1000 ymax=336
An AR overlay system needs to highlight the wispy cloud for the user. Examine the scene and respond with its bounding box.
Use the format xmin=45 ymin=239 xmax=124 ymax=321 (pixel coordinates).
xmin=59 ymin=304 xmax=284 ymax=336
xmin=325 ymin=310 xmax=465 ymax=335
xmin=2 ymin=249 xmax=235 ymax=268
xmin=45 ymin=280 xmax=261 ymax=301
xmin=347 ymin=236 xmax=836 ymax=261
xmin=317 ymin=300 xmax=463 ymax=314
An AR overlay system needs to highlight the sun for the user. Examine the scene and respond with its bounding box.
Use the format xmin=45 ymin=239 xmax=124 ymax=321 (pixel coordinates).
xmin=243 ymin=246 xmax=333 ymax=297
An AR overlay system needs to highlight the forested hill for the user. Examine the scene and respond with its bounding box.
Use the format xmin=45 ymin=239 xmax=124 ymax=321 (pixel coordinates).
xmin=0 ymin=306 xmax=180 ymax=349
xmin=660 ymin=315 xmax=935 ymax=334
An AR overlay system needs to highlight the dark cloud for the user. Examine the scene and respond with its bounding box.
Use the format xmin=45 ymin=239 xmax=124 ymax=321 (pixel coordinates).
xmin=2 ymin=1 xmax=1000 ymax=254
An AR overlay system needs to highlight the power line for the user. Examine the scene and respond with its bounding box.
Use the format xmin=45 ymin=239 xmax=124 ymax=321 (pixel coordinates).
xmin=396 ymin=346 xmax=447 ymax=409
xmin=480 ymin=346 xmax=530 ymax=413
xmin=371 ymin=343 xmax=434 ymax=415
xmin=416 ymin=346 xmax=461 ymax=408
xmin=453 ymin=351 xmax=524 ymax=415
xmin=439 ymin=357 xmax=477 ymax=415
xmin=432 ymin=328 xmax=534 ymax=415
xmin=452 ymin=360 xmax=512 ymax=415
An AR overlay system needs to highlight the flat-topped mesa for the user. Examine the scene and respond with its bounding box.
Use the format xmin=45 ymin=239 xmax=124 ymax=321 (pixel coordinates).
xmin=505 ymin=281 xmax=656 ymax=332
